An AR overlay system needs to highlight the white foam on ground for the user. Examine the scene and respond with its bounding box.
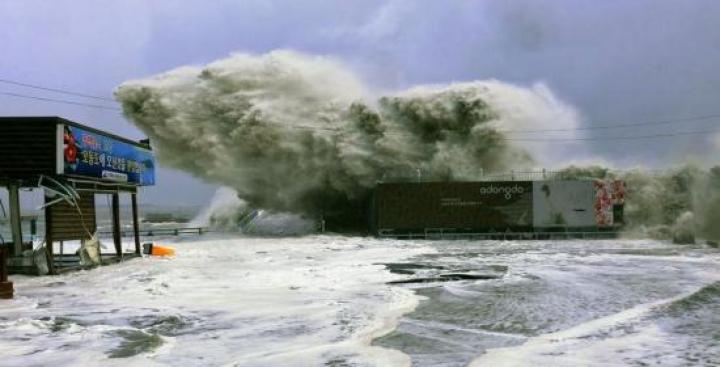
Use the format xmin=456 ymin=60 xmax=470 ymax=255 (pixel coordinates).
xmin=0 ymin=235 xmax=434 ymax=367
xmin=468 ymin=280 xmax=719 ymax=367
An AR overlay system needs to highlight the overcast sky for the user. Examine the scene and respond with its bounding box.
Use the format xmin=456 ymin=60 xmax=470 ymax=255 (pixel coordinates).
xmin=1 ymin=0 xmax=719 ymax=206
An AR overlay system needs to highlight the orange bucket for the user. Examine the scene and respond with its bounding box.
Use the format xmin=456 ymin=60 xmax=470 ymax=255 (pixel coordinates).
xmin=150 ymin=244 xmax=175 ymax=257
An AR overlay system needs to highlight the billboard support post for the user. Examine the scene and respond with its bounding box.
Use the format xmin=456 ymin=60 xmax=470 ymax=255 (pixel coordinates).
xmin=0 ymin=247 xmax=13 ymax=299
xmin=8 ymin=184 xmax=22 ymax=256
xmin=43 ymin=196 xmax=56 ymax=275
xmin=131 ymin=194 xmax=141 ymax=255
xmin=112 ymin=193 xmax=122 ymax=259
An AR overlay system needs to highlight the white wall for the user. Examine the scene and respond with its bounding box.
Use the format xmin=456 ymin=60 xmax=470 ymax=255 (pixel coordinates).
xmin=533 ymin=181 xmax=595 ymax=228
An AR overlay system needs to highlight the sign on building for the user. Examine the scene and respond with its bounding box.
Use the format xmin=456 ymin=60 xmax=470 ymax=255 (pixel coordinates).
xmin=57 ymin=124 xmax=155 ymax=185
xmin=532 ymin=180 xmax=596 ymax=228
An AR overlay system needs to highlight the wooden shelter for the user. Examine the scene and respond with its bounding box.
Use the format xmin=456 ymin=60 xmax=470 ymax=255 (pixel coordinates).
xmin=0 ymin=116 xmax=155 ymax=277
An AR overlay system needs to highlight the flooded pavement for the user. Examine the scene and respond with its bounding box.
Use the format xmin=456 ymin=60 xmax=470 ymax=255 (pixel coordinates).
xmin=375 ymin=239 xmax=720 ymax=367
xmin=0 ymin=236 xmax=718 ymax=366
xmin=0 ymin=236 xmax=429 ymax=366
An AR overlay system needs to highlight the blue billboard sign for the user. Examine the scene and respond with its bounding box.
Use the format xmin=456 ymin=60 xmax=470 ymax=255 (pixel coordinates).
xmin=58 ymin=124 xmax=155 ymax=186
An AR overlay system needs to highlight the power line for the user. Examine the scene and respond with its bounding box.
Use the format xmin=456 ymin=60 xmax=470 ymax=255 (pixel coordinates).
xmin=0 ymin=91 xmax=122 ymax=111
xmin=265 ymin=121 xmax=339 ymax=132
xmin=303 ymin=124 xmax=719 ymax=143
xmin=251 ymin=117 xmax=720 ymax=142
xmin=0 ymin=78 xmax=116 ymax=102
xmin=286 ymin=113 xmax=720 ymax=137
xmin=499 ymin=113 xmax=720 ymax=134
xmin=2 ymin=90 xmax=714 ymax=142
xmin=505 ymin=129 xmax=720 ymax=142
xmin=0 ymin=77 xmax=717 ymax=142
xmin=4 ymin=77 xmax=720 ymax=135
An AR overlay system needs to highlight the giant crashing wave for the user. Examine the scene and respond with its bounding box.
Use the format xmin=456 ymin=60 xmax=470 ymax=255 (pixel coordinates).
xmin=115 ymin=50 xmax=579 ymax=232
xmin=115 ymin=50 xmax=719 ymax=240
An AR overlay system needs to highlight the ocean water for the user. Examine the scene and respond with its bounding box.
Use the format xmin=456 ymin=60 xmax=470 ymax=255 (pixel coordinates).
xmin=0 ymin=236 xmax=718 ymax=366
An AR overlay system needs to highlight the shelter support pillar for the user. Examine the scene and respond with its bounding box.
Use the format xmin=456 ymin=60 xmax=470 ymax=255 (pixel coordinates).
xmin=8 ymin=184 xmax=22 ymax=256
xmin=43 ymin=195 xmax=56 ymax=275
xmin=131 ymin=194 xmax=140 ymax=255
xmin=0 ymin=246 xmax=13 ymax=299
xmin=112 ymin=193 xmax=122 ymax=259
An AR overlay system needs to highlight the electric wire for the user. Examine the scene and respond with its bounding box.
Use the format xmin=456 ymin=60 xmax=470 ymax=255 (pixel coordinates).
xmin=504 ymin=129 xmax=720 ymax=142
xmin=3 ymin=77 xmax=720 ymax=134
xmin=0 ymin=78 xmax=115 ymax=102
xmin=0 ymin=91 xmax=122 ymax=111
xmin=498 ymin=113 xmax=720 ymax=133
xmin=1 ymin=78 xmax=719 ymax=142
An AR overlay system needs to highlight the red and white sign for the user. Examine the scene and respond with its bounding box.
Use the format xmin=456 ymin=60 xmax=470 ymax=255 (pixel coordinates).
xmin=593 ymin=180 xmax=626 ymax=226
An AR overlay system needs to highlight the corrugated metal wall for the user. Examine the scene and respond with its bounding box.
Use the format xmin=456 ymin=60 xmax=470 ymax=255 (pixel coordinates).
xmin=48 ymin=193 xmax=96 ymax=241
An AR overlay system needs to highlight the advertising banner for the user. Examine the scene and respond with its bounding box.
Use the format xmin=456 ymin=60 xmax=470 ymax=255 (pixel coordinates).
xmin=532 ymin=181 xmax=595 ymax=228
xmin=593 ymin=180 xmax=626 ymax=226
xmin=375 ymin=181 xmax=533 ymax=232
xmin=58 ymin=124 xmax=155 ymax=185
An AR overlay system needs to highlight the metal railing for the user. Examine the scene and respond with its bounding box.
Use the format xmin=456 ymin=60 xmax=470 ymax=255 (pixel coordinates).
xmin=378 ymin=167 xmax=672 ymax=183
xmin=477 ymin=170 xmax=590 ymax=182
xmin=378 ymin=169 xmax=613 ymax=183
xmin=95 ymin=227 xmax=211 ymax=238
xmin=378 ymin=230 xmax=621 ymax=240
